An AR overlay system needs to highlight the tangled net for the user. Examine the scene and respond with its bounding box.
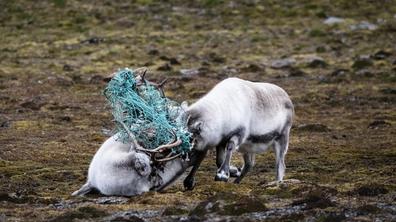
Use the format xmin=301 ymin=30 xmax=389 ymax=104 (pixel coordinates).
xmin=104 ymin=68 xmax=192 ymax=157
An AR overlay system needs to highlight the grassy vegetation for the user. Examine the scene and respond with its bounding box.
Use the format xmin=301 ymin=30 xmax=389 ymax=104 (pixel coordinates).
xmin=0 ymin=0 xmax=395 ymax=221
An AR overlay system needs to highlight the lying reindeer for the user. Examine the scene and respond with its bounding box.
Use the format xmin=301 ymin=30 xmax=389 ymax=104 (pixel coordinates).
xmin=73 ymin=70 xmax=195 ymax=196
xmin=184 ymin=77 xmax=294 ymax=188
xmin=72 ymin=132 xmax=195 ymax=196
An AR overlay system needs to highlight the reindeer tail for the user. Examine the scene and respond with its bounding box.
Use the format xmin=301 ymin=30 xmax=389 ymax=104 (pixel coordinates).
xmin=72 ymin=182 xmax=93 ymax=196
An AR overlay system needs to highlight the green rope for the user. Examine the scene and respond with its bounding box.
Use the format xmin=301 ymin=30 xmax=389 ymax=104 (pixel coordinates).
xmin=104 ymin=68 xmax=191 ymax=155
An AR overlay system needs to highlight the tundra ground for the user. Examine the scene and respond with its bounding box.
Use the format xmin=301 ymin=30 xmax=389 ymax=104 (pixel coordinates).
xmin=0 ymin=0 xmax=395 ymax=221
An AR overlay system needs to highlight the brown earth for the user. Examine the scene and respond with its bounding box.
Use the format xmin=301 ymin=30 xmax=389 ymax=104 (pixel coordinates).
xmin=0 ymin=0 xmax=395 ymax=221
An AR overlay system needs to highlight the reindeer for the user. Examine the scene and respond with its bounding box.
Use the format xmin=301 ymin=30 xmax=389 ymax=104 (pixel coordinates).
xmin=184 ymin=77 xmax=294 ymax=188
xmin=72 ymin=69 xmax=196 ymax=196
xmin=72 ymin=132 xmax=199 ymax=196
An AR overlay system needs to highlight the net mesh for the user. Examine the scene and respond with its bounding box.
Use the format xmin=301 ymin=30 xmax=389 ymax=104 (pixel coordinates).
xmin=104 ymin=68 xmax=191 ymax=155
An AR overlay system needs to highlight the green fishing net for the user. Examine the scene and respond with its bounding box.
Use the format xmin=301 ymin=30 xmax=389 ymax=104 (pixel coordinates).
xmin=104 ymin=68 xmax=191 ymax=155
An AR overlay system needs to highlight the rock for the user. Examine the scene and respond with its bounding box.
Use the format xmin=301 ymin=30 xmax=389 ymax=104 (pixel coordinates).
xmin=20 ymin=96 xmax=47 ymax=110
xmin=157 ymin=63 xmax=172 ymax=71
xmin=288 ymin=67 xmax=305 ymax=77
xmin=353 ymin=184 xmax=388 ymax=196
xmin=241 ymin=63 xmax=265 ymax=72
xmin=80 ymin=37 xmax=104 ymax=44
xmin=48 ymin=76 xmax=74 ymax=86
xmin=179 ymin=68 xmax=200 ymax=77
xmin=162 ymin=206 xmax=189 ymax=216
xmin=270 ymin=58 xmax=296 ymax=69
xmin=0 ymin=120 xmax=10 ymax=128
xmin=324 ymin=17 xmax=345 ymax=25
xmin=350 ymin=21 xmax=378 ymax=31
xmin=104 ymin=210 xmax=159 ymax=222
xmin=352 ymin=55 xmax=373 ymax=70
xmin=59 ymin=116 xmax=72 ymax=122
xmin=207 ymin=52 xmax=226 ymax=63
xmin=355 ymin=69 xmax=373 ymax=77
xmin=357 ymin=204 xmax=381 ymax=215
xmin=368 ymin=120 xmax=391 ymax=129
xmin=169 ymin=57 xmax=181 ymax=65
xmin=63 ymin=64 xmax=73 ymax=72
xmin=48 ymin=206 xmax=107 ymax=222
xmin=306 ymin=56 xmax=327 ymax=68
xmin=96 ymin=196 xmax=129 ymax=205
xmin=297 ymin=123 xmax=330 ymax=132
xmin=89 ymin=75 xmax=107 ymax=84
xmin=380 ymin=88 xmax=396 ymax=94
xmin=291 ymin=190 xmax=335 ymax=209
xmin=147 ymin=48 xmax=159 ymax=56
xmin=373 ymin=50 xmax=392 ymax=60
xmin=189 ymin=192 xmax=266 ymax=216
xmin=0 ymin=116 xmax=10 ymax=128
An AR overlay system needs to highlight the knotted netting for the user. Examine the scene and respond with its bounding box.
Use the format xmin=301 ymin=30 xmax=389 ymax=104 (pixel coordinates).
xmin=104 ymin=68 xmax=191 ymax=156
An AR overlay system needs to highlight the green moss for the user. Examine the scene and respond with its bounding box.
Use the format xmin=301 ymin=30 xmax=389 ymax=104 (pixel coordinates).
xmin=49 ymin=207 xmax=107 ymax=221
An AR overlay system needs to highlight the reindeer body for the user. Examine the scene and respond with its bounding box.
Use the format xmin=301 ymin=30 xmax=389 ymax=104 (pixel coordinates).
xmin=186 ymin=77 xmax=293 ymax=183
xmin=72 ymin=134 xmax=189 ymax=196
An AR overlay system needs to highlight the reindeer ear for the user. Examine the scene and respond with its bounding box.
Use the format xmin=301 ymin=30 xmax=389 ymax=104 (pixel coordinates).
xmin=134 ymin=153 xmax=151 ymax=176
xmin=181 ymin=101 xmax=189 ymax=110
xmin=191 ymin=121 xmax=203 ymax=134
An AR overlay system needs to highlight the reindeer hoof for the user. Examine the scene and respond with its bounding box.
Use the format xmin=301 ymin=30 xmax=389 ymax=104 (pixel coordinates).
xmin=229 ymin=166 xmax=241 ymax=177
xmin=215 ymin=171 xmax=229 ymax=182
xmin=183 ymin=177 xmax=195 ymax=190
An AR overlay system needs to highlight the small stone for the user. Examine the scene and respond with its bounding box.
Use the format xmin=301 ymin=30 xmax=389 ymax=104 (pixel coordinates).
xmin=169 ymin=57 xmax=181 ymax=65
xmin=297 ymin=123 xmax=330 ymax=132
xmin=380 ymin=88 xmax=396 ymax=94
xmin=20 ymin=96 xmax=47 ymax=110
xmin=368 ymin=120 xmax=391 ymax=129
xmin=241 ymin=63 xmax=265 ymax=72
xmin=350 ymin=21 xmax=378 ymax=31
xmin=59 ymin=116 xmax=72 ymax=122
xmin=331 ymin=69 xmax=349 ymax=77
xmin=306 ymin=56 xmax=327 ymax=68
xmin=147 ymin=49 xmax=159 ymax=56
xmin=353 ymin=183 xmax=388 ymax=196
xmin=355 ymin=69 xmax=373 ymax=77
xmin=270 ymin=58 xmax=296 ymax=69
xmin=208 ymin=52 xmax=226 ymax=63
xmin=324 ymin=17 xmax=345 ymax=25
xmin=162 ymin=206 xmax=189 ymax=216
xmin=157 ymin=63 xmax=172 ymax=71
xmin=179 ymin=68 xmax=200 ymax=77
xmin=63 ymin=64 xmax=73 ymax=71
xmin=288 ymin=67 xmax=305 ymax=77
xmin=52 ymin=76 xmax=74 ymax=86
xmin=81 ymin=37 xmax=104 ymax=44
xmin=373 ymin=50 xmax=392 ymax=60
xmin=89 ymin=75 xmax=106 ymax=84
xmin=0 ymin=121 xmax=10 ymax=128
xmin=96 ymin=196 xmax=129 ymax=205
xmin=352 ymin=56 xmax=373 ymax=70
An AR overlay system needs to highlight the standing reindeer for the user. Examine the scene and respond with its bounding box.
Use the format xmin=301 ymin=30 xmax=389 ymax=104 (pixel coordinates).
xmin=183 ymin=77 xmax=294 ymax=189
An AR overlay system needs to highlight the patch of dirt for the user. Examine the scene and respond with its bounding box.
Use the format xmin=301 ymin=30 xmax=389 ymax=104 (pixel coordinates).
xmin=0 ymin=0 xmax=395 ymax=221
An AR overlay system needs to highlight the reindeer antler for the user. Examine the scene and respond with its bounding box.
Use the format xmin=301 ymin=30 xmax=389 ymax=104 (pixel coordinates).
xmin=117 ymin=119 xmax=144 ymax=151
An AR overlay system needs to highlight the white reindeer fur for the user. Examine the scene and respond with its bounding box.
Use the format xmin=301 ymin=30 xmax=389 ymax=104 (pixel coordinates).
xmin=72 ymin=135 xmax=187 ymax=196
xmin=186 ymin=77 xmax=293 ymax=182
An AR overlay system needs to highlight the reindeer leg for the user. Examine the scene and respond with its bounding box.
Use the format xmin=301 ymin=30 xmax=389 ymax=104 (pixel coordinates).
xmin=274 ymin=126 xmax=290 ymax=182
xmin=215 ymin=135 xmax=239 ymax=182
xmin=183 ymin=149 xmax=208 ymax=190
xmin=217 ymin=143 xmax=240 ymax=178
xmin=234 ymin=152 xmax=255 ymax=184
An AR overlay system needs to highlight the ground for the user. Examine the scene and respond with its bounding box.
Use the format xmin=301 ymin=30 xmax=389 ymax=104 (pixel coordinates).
xmin=0 ymin=0 xmax=395 ymax=221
